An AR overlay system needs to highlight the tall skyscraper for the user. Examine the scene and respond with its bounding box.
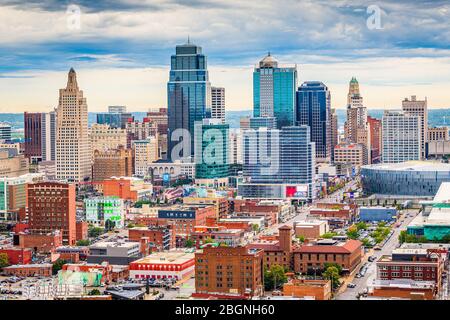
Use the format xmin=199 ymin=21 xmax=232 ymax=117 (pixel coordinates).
xmin=253 ymin=53 xmax=297 ymax=129
xmin=344 ymin=77 xmax=367 ymax=143
xmin=168 ymin=41 xmax=211 ymax=159
xmin=0 ymin=123 xmax=12 ymax=142
xmin=211 ymin=87 xmax=225 ymax=124
xmin=194 ymin=119 xmax=229 ymax=186
xmin=229 ymin=130 xmax=243 ymax=165
xmin=330 ymin=109 xmax=338 ymax=162
xmin=56 ymin=68 xmax=91 ymax=182
xmin=41 ymin=110 xmax=57 ymax=162
xmin=382 ymin=111 xmax=421 ymax=163
xmin=402 ymin=95 xmax=428 ymax=159
xmin=239 ymin=126 xmax=316 ymax=200
xmin=24 ymin=112 xmax=42 ymax=162
xmin=296 ymin=81 xmax=331 ymax=162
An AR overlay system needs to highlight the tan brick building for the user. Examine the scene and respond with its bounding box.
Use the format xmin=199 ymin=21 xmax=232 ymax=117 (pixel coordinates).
xmin=194 ymin=246 xmax=264 ymax=299
xmin=92 ymin=146 xmax=132 ymax=181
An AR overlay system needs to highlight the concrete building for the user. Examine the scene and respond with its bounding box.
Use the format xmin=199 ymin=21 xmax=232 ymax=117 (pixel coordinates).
xmin=402 ymin=95 xmax=428 ymax=159
xmin=344 ymin=78 xmax=367 ymax=144
xmin=147 ymin=108 xmax=168 ymax=159
xmin=125 ymin=118 xmax=158 ymax=149
xmin=229 ymin=130 xmax=243 ymax=165
xmin=87 ymin=241 xmax=141 ymax=265
xmin=333 ymin=143 xmax=368 ymax=167
xmin=132 ymin=137 xmax=159 ymax=177
xmin=211 ymin=87 xmax=226 ymax=124
xmin=41 ymin=110 xmax=57 ymax=162
xmin=428 ymin=127 xmax=448 ymax=142
xmin=194 ymin=246 xmax=264 ymax=299
xmin=294 ymin=220 xmax=329 ymax=239
xmin=128 ymin=226 xmax=175 ymax=251
xmin=56 ymin=68 xmax=91 ymax=182
xmin=89 ymin=123 xmax=127 ymax=155
xmin=382 ymin=111 xmax=421 ymax=163
xmin=0 ymin=151 xmax=29 ymax=178
xmin=28 ymin=182 xmax=76 ymax=245
xmin=330 ymin=108 xmax=338 ymax=161
xmin=148 ymin=160 xmax=196 ymax=180
xmin=92 ymin=146 xmax=133 ymax=181
xmin=0 ymin=123 xmax=12 ymax=142
xmin=130 ymin=250 xmax=195 ymax=280
xmin=0 ymin=173 xmax=44 ymax=221
xmin=84 ymin=196 xmax=125 ymax=228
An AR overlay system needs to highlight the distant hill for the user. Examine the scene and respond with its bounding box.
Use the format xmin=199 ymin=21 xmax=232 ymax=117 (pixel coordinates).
xmin=2 ymin=109 xmax=450 ymax=133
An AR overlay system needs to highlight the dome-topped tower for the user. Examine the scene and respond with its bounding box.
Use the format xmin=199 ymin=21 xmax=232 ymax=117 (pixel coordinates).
xmin=259 ymin=52 xmax=278 ymax=68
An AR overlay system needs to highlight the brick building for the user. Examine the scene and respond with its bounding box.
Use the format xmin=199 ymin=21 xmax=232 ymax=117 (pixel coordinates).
xmin=76 ymin=221 xmax=88 ymax=241
xmin=194 ymin=246 xmax=264 ymax=299
xmin=293 ymin=239 xmax=363 ymax=274
xmin=18 ymin=231 xmax=63 ymax=253
xmin=128 ymin=226 xmax=175 ymax=251
xmin=2 ymin=263 xmax=52 ymax=277
xmin=248 ymin=225 xmax=294 ymax=271
xmin=24 ymin=112 xmax=42 ymax=162
xmin=0 ymin=247 xmax=32 ymax=265
xmin=283 ymin=279 xmax=332 ymax=300
xmin=92 ymin=146 xmax=133 ymax=181
xmin=27 ymin=182 xmax=76 ymax=245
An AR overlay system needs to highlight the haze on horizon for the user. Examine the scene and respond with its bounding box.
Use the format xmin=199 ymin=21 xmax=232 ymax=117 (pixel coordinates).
xmin=0 ymin=0 xmax=450 ymax=112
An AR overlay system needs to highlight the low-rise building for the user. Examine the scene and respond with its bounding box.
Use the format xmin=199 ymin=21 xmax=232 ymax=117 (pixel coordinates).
xmin=334 ymin=143 xmax=368 ymax=167
xmin=0 ymin=247 xmax=32 ymax=265
xmin=359 ymin=207 xmax=397 ymax=222
xmin=294 ymin=220 xmax=329 ymax=239
xmin=87 ymin=241 xmax=141 ymax=265
xmin=128 ymin=226 xmax=175 ymax=251
xmin=283 ymin=279 xmax=332 ymax=300
xmin=98 ymin=177 xmax=153 ymax=202
xmin=190 ymin=226 xmax=245 ymax=248
xmin=293 ymin=239 xmax=363 ymax=274
xmin=2 ymin=263 xmax=52 ymax=277
xmin=129 ymin=250 xmax=195 ymax=281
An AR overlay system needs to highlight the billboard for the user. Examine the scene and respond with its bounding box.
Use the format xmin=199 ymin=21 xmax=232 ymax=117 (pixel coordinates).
xmin=285 ymin=185 xmax=309 ymax=199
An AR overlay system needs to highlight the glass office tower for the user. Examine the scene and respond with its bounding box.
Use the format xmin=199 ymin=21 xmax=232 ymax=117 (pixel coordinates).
xmin=194 ymin=119 xmax=229 ymax=179
xmin=253 ymin=53 xmax=297 ymax=129
xmin=296 ymin=81 xmax=331 ymax=162
xmin=168 ymin=41 xmax=211 ymax=159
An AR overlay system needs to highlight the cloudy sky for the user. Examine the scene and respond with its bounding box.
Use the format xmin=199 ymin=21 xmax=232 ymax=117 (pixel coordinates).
xmin=0 ymin=0 xmax=449 ymax=112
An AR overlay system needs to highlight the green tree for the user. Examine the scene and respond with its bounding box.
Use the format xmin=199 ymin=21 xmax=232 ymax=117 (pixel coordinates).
xmin=356 ymin=222 xmax=368 ymax=231
xmin=322 ymin=266 xmax=341 ymax=290
xmin=52 ymin=259 xmax=67 ymax=275
xmin=76 ymin=239 xmax=90 ymax=246
xmin=252 ymin=224 xmax=260 ymax=233
xmin=297 ymin=235 xmax=305 ymax=243
xmin=185 ymin=239 xmax=194 ymax=248
xmin=323 ymin=263 xmax=343 ymax=275
xmin=105 ymin=219 xmax=116 ymax=232
xmin=322 ymin=232 xmax=338 ymax=239
xmin=88 ymin=226 xmax=104 ymax=238
xmin=0 ymin=253 xmax=9 ymax=269
xmin=346 ymin=226 xmax=359 ymax=240
xmin=127 ymin=223 xmax=135 ymax=229
xmin=88 ymin=289 xmax=101 ymax=296
xmin=264 ymin=265 xmax=288 ymax=291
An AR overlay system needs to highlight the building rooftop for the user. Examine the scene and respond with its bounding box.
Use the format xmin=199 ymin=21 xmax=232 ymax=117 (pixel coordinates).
xmin=89 ymin=241 xmax=140 ymax=249
xmin=362 ymin=161 xmax=450 ymax=172
xmin=131 ymin=250 xmax=195 ymax=265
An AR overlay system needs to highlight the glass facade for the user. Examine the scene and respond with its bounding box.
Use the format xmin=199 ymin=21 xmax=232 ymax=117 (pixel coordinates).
xmin=168 ymin=42 xmax=211 ymax=158
xmin=240 ymin=126 xmax=316 ymax=200
xmin=194 ymin=120 xmax=229 ymax=179
xmin=296 ymin=81 xmax=331 ymax=160
xmin=361 ymin=163 xmax=450 ymax=196
xmin=253 ymin=56 xmax=297 ymax=129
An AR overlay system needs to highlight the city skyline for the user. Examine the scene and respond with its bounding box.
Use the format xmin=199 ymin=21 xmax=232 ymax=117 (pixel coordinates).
xmin=0 ymin=0 xmax=450 ymax=112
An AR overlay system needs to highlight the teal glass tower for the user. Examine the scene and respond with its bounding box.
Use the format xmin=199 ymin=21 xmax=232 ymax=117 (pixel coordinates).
xmin=194 ymin=119 xmax=229 ymax=179
xmin=168 ymin=40 xmax=211 ymax=159
xmin=253 ymin=53 xmax=297 ymax=129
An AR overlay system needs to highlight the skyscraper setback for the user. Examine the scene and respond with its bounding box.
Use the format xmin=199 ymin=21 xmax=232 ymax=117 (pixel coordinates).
xmin=55 ymin=68 xmax=91 ymax=182
xmin=168 ymin=41 xmax=211 ymax=159
xmin=253 ymin=53 xmax=297 ymax=129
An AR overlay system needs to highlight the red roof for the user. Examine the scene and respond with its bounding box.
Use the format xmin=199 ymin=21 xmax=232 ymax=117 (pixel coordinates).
xmin=294 ymin=240 xmax=362 ymax=254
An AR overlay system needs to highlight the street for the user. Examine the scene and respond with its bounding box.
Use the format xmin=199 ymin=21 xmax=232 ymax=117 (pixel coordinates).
xmin=336 ymin=209 xmax=420 ymax=300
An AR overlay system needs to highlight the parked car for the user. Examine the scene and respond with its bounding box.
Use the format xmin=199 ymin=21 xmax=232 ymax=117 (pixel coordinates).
xmin=347 ymin=283 xmax=356 ymax=288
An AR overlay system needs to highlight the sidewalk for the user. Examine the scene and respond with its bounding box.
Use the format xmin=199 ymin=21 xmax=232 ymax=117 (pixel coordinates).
xmin=336 ymin=249 xmax=373 ymax=295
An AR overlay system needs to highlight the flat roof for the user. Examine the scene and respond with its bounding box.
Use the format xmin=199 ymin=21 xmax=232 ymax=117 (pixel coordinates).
xmin=362 ymin=161 xmax=450 ymax=172
xmin=89 ymin=241 xmax=140 ymax=249
xmin=132 ymin=251 xmax=195 ymax=265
